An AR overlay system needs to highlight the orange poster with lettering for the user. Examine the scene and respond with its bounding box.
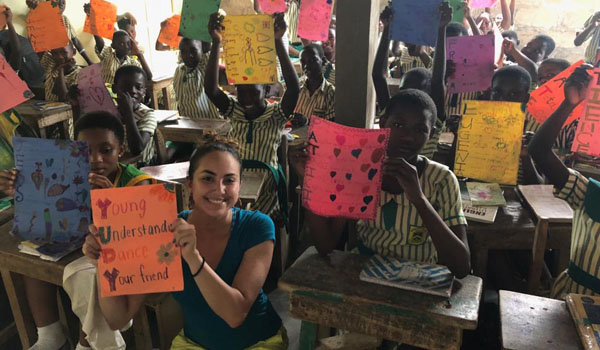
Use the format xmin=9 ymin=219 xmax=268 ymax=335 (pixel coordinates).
xmin=91 ymin=184 xmax=183 ymax=297
xmin=83 ymin=0 xmax=117 ymax=40
xmin=26 ymin=1 xmax=69 ymax=52
xmin=158 ymin=15 xmax=182 ymax=49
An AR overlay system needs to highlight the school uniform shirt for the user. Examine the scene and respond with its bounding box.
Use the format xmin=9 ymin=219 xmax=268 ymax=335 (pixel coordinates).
xmin=39 ymin=52 xmax=81 ymax=102
xmin=582 ymin=15 xmax=600 ymax=64
xmin=395 ymin=46 xmax=432 ymax=75
xmin=113 ymin=163 xmax=154 ymax=187
xmin=285 ymin=0 xmax=301 ymax=44
xmin=322 ymin=61 xmax=336 ymax=86
xmin=444 ymin=91 xmax=481 ymax=118
xmin=124 ymin=103 xmax=157 ymax=165
xmin=223 ymin=96 xmax=290 ymax=216
xmin=294 ymin=78 xmax=335 ymax=120
xmin=96 ymin=46 xmax=141 ymax=85
xmin=173 ymin=58 xmax=221 ymax=120
xmin=551 ymin=169 xmax=600 ymax=299
xmin=357 ymin=159 xmax=467 ymax=263
xmin=420 ymin=119 xmax=443 ymax=159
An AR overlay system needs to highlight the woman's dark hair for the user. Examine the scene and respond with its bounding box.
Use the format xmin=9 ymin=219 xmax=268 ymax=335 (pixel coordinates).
xmin=188 ymin=132 xmax=242 ymax=178
xmin=74 ymin=111 xmax=125 ymax=144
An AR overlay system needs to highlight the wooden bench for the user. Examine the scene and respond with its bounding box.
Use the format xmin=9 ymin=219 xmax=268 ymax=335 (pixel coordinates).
xmin=14 ymin=101 xmax=73 ymax=139
xmin=278 ymin=251 xmax=483 ymax=350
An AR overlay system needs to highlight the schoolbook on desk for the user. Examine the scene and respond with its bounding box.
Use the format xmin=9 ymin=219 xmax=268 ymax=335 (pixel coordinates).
xmin=566 ymin=293 xmax=600 ymax=350
xmin=459 ymin=182 xmax=498 ymax=224
xmin=518 ymin=185 xmax=573 ymax=223
xmin=17 ymin=239 xmax=82 ymax=262
xmin=359 ymin=255 xmax=454 ymax=297
xmin=466 ymin=182 xmax=506 ymax=206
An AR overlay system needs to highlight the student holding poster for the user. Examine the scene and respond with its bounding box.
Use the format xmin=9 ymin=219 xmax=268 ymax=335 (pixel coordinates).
xmin=83 ymin=132 xmax=287 ymax=349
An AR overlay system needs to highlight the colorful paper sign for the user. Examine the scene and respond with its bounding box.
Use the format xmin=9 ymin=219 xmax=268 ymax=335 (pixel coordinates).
xmin=222 ymin=15 xmax=278 ymax=85
xmin=179 ymin=0 xmax=220 ymax=43
xmin=571 ymin=68 xmax=600 ymax=157
xmin=447 ymin=0 xmax=464 ymax=24
xmin=454 ymin=100 xmax=525 ymax=185
xmin=158 ymin=15 xmax=182 ymax=49
xmin=258 ymin=0 xmax=287 ymax=14
xmin=78 ymin=63 xmax=120 ymax=119
xmin=446 ymin=35 xmax=494 ymax=93
xmin=297 ymin=0 xmax=333 ymax=42
xmin=12 ymin=137 xmax=91 ymax=244
xmin=0 ymin=55 xmax=34 ymax=114
xmin=471 ymin=0 xmax=498 ymax=8
xmin=527 ymin=60 xmax=585 ymax=127
xmin=91 ymin=183 xmax=183 ymax=297
xmin=391 ymin=0 xmax=443 ymax=47
xmin=301 ymin=117 xmax=390 ymax=220
xmin=25 ymin=1 xmax=70 ymax=52
xmin=83 ymin=0 xmax=117 ymax=40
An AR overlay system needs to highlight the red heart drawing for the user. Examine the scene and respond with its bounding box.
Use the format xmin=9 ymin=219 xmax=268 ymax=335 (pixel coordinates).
xmin=377 ymin=134 xmax=386 ymax=143
xmin=362 ymin=185 xmax=370 ymax=194
xmin=349 ymin=207 xmax=355 ymax=213
xmin=333 ymin=148 xmax=341 ymax=157
xmin=359 ymin=138 xmax=368 ymax=147
xmin=336 ymin=135 xmax=346 ymax=145
xmin=336 ymin=184 xmax=344 ymax=192
xmin=242 ymin=76 xmax=248 ymax=81
xmin=371 ymin=148 xmax=385 ymax=163
xmin=360 ymin=164 xmax=370 ymax=172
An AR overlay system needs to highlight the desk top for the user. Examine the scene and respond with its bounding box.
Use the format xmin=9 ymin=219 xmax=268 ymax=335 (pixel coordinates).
xmin=0 ymin=207 xmax=14 ymax=226
xmin=151 ymin=74 xmax=175 ymax=83
xmin=155 ymin=110 xmax=179 ymax=124
xmin=158 ymin=118 xmax=231 ymax=133
xmin=14 ymin=100 xmax=71 ymax=117
xmin=278 ymin=251 xmax=482 ymax=330
xmin=500 ymin=290 xmax=582 ymax=350
xmin=0 ymin=221 xmax=82 ymax=285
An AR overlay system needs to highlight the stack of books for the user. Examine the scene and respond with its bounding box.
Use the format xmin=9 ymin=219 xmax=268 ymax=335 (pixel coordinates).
xmin=460 ymin=182 xmax=506 ymax=224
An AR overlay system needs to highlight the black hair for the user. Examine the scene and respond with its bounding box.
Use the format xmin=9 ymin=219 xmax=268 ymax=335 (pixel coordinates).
xmin=302 ymin=43 xmax=325 ymax=60
xmin=385 ymin=89 xmax=437 ymax=126
xmin=74 ymin=111 xmax=125 ymax=144
xmin=401 ymin=68 xmax=432 ymax=93
xmin=540 ymin=58 xmax=570 ymax=71
xmin=114 ymin=65 xmax=147 ymax=85
xmin=188 ymin=132 xmax=242 ymax=178
xmin=533 ymin=34 xmax=556 ymax=56
xmin=502 ymin=30 xmax=519 ymax=43
xmin=446 ymin=23 xmax=469 ymax=37
xmin=492 ymin=65 xmax=532 ymax=91
xmin=112 ymin=30 xmax=130 ymax=42
xmin=117 ymin=17 xmax=132 ymax=31
xmin=179 ymin=37 xmax=202 ymax=50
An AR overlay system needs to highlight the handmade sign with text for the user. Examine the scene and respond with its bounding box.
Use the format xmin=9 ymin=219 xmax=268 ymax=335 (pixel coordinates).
xmin=26 ymin=1 xmax=69 ymax=52
xmin=158 ymin=15 xmax=182 ymax=49
xmin=0 ymin=55 xmax=34 ymax=114
xmin=179 ymin=0 xmax=220 ymax=43
xmin=391 ymin=0 xmax=443 ymax=47
xmin=447 ymin=0 xmax=464 ymax=23
xmin=471 ymin=0 xmax=498 ymax=7
xmin=83 ymin=0 xmax=117 ymax=40
xmin=78 ymin=64 xmax=120 ymax=119
xmin=454 ymin=100 xmax=525 ymax=185
xmin=258 ymin=0 xmax=287 ymax=14
xmin=571 ymin=68 xmax=600 ymax=157
xmin=91 ymin=183 xmax=183 ymax=297
xmin=223 ymin=15 xmax=277 ymax=85
xmin=302 ymin=117 xmax=390 ymax=220
xmin=446 ymin=35 xmax=494 ymax=93
xmin=297 ymin=0 xmax=333 ymax=42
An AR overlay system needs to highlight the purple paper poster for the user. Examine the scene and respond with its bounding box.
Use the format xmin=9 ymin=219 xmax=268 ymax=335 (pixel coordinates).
xmin=446 ymin=35 xmax=495 ymax=94
xmin=78 ymin=63 xmax=120 ymax=119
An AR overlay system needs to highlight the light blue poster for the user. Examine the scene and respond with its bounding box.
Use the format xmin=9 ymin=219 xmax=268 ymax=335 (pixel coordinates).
xmin=12 ymin=137 xmax=91 ymax=245
xmin=390 ymin=0 xmax=443 ymax=47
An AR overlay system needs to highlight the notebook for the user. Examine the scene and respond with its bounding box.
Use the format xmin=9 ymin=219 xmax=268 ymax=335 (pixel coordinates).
xmin=460 ymin=181 xmax=498 ymax=223
xmin=566 ymin=293 xmax=600 ymax=350
xmin=466 ymin=182 xmax=506 ymax=206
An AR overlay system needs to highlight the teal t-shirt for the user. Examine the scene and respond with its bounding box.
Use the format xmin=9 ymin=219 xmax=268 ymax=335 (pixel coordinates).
xmin=172 ymin=208 xmax=281 ymax=350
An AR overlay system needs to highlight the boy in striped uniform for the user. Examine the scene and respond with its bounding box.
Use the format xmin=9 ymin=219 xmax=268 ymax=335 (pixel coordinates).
xmin=112 ymin=65 xmax=157 ymax=166
xmin=528 ymin=64 xmax=600 ymax=299
xmin=205 ymin=13 xmax=300 ymax=219
xmin=294 ymin=44 xmax=335 ymax=123
xmin=39 ymin=44 xmax=81 ymax=103
xmin=290 ymin=89 xmax=470 ymax=277
xmin=575 ymin=11 xmax=600 ymax=65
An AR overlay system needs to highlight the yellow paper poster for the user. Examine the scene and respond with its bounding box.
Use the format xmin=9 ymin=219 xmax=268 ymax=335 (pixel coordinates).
xmin=454 ymin=100 xmax=525 ymax=185
xmin=222 ymin=15 xmax=277 ymax=85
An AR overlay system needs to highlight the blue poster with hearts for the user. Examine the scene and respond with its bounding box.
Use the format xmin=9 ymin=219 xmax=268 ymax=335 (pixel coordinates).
xmin=301 ymin=117 xmax=390 ymax=220
xmin=12 ymin=137 xmax=91 ymax=245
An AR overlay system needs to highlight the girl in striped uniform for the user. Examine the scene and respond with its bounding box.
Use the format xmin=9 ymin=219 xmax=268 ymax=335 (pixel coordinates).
xmin=528 ymin=64 xmax=600 ymax=299
xmin=290 ymin=89 xmax=471 ymax=278
xmin=205 ymin=13 xmax=300 ymax=220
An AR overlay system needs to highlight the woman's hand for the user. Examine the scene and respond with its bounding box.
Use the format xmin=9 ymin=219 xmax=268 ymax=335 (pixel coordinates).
xmin=382 ymin=157 xmax=425 ymax=204
xmin=0 ymin=168 xmax=17 ymax=197
xmin=171 ymin=218 xmax=199 ymax=263
xmin=83 ymin=225 xmax=102 ymax=266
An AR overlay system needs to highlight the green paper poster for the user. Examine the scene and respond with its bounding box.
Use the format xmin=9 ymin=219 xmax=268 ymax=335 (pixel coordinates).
xmin=179 ymin=0 xmax=221 ymax=42
xmin=447 ymin=0 xmax=464 ymax=23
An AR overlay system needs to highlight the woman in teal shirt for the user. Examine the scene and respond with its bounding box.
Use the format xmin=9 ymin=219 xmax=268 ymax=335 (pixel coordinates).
xmin=82 ymin=132 xmax=286 ymax=350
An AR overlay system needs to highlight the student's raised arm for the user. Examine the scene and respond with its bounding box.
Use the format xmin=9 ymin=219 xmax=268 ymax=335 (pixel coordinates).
xmin=528 ymin=64 xmax=593 ymax=189
xmin=275 ymin=13 xmax=300 ymax=117
xmin=3 ymin=7 xmax=21 ymax=71
xmin=462 ymin=1 xmax=481 ymax=36
xmin=130 ymin=38 xmax=153 ymax=80
xmin=432 ymin=3 xmax=451 ymax=123
xmin=502 ymin=38 xmax=538 ymax=82
xmin=574 ymin=12 xmax=600 ymax=47
xmin=372 ymin=7 xmax=393 ymax=111
xmin=204 ymin=13 xmax=230 ymax=113
xmin=499 ymin=0 xmax=512 ymax=30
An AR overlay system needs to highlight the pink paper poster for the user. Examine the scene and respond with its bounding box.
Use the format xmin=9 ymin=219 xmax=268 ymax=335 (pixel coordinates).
xmin=0 ymin=55 xmax=33 ymax=114
xmin=571 ymin=68 xmax=600 ymax=157
xmin=297 ymin=0 xmax=333 ymax=42
xmin=470 ymin=0 xmax=498 ymax=8
xmin=78 ymin=64 xmax=120 ymax=119
xmin=302 ymin=117 xmax=390 ymax=220
xmin=446 ymin=35 xmax=495 ymax=94
xmin=258 ymin=0 xmax=287 ymax=14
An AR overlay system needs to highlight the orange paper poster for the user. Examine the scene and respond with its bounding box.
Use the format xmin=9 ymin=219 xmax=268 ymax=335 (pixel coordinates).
xmin=91 ymin=184 xmax=183 ymax=297
xmin=83 ymin=0 xmax=117 ymax=40
xmin=26 ymin=1 xmax=69 ymax=52
xmin=571 ymin=68 xmax=600 ymax=157
xmin=527 ymin=60 xmax=585 ymax=127
xmin=0 ymin=55 xmax=34 ymax=114
xmin=158 ymin=15 xmax=182 ymax=49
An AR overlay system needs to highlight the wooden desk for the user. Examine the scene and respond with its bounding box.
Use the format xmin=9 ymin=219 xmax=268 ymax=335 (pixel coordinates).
xmin=500 ymin=290 xmax=581 ymax=350
xmin=158 ymin=118 xmax=231 ymax=144
xmin=468 ymin=187 xmax=572 ymax=279
xmin=155 ymin=110 xmax=179 ymax=124
xmin=151 ymin=75 xmax=174 ymax=110
xmin=14 ymin=101 xmax=73 ymax=139
xmin=278 ymin=251 xmax=482 ymax=350
xmin=0 ymin=207 xmax=13 ymax=226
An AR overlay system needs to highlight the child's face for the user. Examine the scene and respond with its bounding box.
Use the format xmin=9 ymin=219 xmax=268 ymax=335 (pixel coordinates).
xmin=111 ymin=35 xmax=132 ymax=57
xmin=490 ymin=76 xmax=529 ymax=103
xmin=77 ymin=128 xmax=124 ymax=180
xmin=323 ymin=29 xmax=336 ymax=61
xmin=300 ymin=47 xmax=324 ymax=81
xmin=236 ymin=84 xmax=267 ymax=115
xmin=522 ymin=38 xmax=548 ymax=63
xmin=113 ymin=72 xmax=146 ymax=108
xmin=188 ymin=151 xmax=241 ymax=218
xmin=50 ymin=45 xmax=74 ymax=65
xmin=380 ymin=103 xmax=433 ymax=160
xmin=537 ymin=63 xmax=564 ymax=86
xmin=181 ymin=40 xmax=203 ymax=69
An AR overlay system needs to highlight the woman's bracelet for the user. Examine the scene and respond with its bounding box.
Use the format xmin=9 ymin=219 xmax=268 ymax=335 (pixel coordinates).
xmin=192 ymin=255 xmax=205 ymax=278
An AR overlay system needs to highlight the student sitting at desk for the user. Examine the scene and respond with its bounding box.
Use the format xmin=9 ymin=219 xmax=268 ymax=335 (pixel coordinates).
xmin=82 ymin=132 xmax=287 ymax=350
xmin=528 ymin=64 xmax=600 ymax=299
xmin=204 ymin=12 xmax=301 ymax=221
xmin=290 ymin=89 xmax=471 ymax=279
xmin=294 ymin=43 xmax=335 ymax=123
xmin=0 ymin=111 xmax=153 ymax=350
xmin=40 ymin=43 xmax=81 ymax=104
